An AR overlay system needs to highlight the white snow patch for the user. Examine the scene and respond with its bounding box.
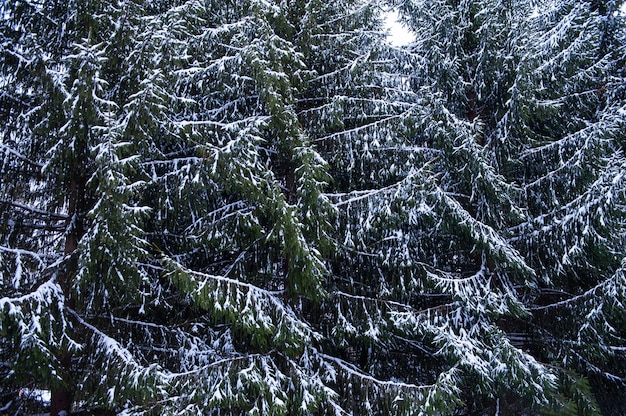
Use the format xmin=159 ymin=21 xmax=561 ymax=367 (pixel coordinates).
xmin=19 ymin=388 xmax=51 ymax=404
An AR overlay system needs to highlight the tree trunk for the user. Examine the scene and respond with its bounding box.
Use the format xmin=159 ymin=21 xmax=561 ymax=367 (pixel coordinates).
xmin=283 ymin=163 xmax=297 ymax=298
xmin=50 ymin=374 xmax=73 ymax=416
xmin=50 ymin=175 xmax=84 ymax=416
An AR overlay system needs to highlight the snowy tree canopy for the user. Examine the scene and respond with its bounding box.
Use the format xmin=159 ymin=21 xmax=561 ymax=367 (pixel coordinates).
xmin=1 ymin=0 xmax=625 ymax=415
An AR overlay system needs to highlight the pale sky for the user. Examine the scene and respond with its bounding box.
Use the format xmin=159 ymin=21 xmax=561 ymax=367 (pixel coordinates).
xmin=384 ymin=10 xmax=414 ymax=47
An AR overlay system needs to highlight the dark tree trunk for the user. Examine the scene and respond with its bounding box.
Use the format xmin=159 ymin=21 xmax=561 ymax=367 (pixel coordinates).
xmin=50 ymin=175 xmax=84 ymax=416
xmin=283 ymin=163 xmax=297 ymax=298
xmin=50 ymin=373 xmax=73 ymax=416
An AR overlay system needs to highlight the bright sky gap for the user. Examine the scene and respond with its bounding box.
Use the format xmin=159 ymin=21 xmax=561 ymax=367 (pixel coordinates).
xmin=384 ymin=10 xmax=415 ymax=46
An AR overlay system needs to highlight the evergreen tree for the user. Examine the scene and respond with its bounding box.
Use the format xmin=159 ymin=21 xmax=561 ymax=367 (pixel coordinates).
xmin=388 ymin=0 xmax=626 ymax=413
xmin=2 ymin=0 xmax=397 ymax=413
xmin=312 ymin=0 xmax=556 ymax=412
xmin=509 ymin=0 xmax=626 ymax=413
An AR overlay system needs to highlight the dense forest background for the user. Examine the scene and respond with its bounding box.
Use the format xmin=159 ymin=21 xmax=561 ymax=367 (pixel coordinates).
xmin=1 ymin=0 xmax=626 ymax=414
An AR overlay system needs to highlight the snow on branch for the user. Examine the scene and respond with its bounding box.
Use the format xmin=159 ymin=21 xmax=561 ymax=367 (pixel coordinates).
xmin=520 ymin=123 xmax=613 ymax=190
xmin=0 ymin=199 xmax=68 ymax=221
xmin=313 ymin=107 xmax=416 ymax=144
xmin=0 ymin=245 xmax=47 ymax=271
xmin=67 ymin=308 xmax=168 ymax=404
xmin=433 ymin=186 xmax=533 ymax=274
xmin=162 ymin=257 xmax=319 ymax=351
xmin=320 ymin=353 xmax=429 ymax=390
xmin=0 ymin=144 xmax=44 ymax=168
xmin=325 ymin=164 xmax=431 ymax=208
xmin=511 ymin=157 xmax=626 ymax=274
xmin=0 ymin=277 xmax=76 ymax=364
xmin=320 ymin=352 xmax=463 ymax=415
xmin=532 ymin=265 xmax=626 ymax=312
xmin=1 ymin=278 xmax=63 ymax=319
xmin=145 ymin=346 xmax=334 ymax=415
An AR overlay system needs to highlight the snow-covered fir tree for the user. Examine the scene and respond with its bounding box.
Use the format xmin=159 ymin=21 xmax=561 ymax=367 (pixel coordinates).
xmin=1 ymin=0 xmax=625 ymax=414
xmin=315 ymin=0 xmax=557 ymax=413
xmin=1 ymin=0 xmax=157 ymax=413
xmin=2 ymin=0 xmax=408 ymax=413
xmin=508 ymin=0 xmax=626 ymax=413
xmin=388 ymin=0 xmax=626 ymax=413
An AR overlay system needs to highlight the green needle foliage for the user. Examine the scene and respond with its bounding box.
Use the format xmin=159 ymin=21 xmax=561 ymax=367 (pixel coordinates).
xmin=1 ymin=0 xmax=625 ymax=414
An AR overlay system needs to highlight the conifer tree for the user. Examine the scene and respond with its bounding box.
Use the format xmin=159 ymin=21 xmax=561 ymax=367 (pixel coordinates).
xmin=388 ymin=0 xmax=626 ymax=413
xmin=309 ymin=0 xmax=557 ymax=412
xmin=508 ymin=0 xmax=626 ymax=413
xmin=2 ymin=0 xmax=393 ymax=413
